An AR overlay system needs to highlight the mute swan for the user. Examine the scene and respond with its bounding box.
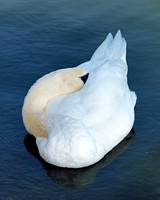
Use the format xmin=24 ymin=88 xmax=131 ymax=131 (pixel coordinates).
xmin=22 ymin=30 xmax=137 ymax=168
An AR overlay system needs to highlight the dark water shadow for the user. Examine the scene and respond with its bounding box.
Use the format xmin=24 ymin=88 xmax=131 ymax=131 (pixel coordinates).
xmin=24 ymin=129 xmax=135 ymax=188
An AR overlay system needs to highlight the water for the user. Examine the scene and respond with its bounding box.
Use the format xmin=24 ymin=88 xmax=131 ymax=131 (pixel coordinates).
xmin=0 ymin=0 xmax=160 ymax=199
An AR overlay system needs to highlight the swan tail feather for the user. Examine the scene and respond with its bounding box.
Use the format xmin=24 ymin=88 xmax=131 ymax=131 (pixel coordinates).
xmin=91 ymin=30 xmax=127 ymax=63
xmin=91 ymin=33 xmax=113 ymax=61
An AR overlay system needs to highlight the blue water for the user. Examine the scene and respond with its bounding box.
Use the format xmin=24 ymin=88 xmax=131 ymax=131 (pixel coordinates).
xmin=0 ymin=0 xmax=160 ymax=199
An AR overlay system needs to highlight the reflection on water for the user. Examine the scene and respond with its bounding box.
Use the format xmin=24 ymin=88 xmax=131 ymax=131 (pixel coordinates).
xmin=24 ymin=130 xmax=135 ymax=188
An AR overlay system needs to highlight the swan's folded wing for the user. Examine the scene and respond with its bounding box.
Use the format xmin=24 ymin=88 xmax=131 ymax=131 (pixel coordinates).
xmin=36 ymin=114 xmax=105 ymax=168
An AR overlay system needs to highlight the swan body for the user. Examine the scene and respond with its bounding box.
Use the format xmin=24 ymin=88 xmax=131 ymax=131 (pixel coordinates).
xmin=22 ymin=31 xmax=137 ymax=168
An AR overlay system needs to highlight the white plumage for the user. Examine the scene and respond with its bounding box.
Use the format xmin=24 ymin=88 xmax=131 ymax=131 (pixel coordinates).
xmin=23 ymin=30 xmax=137 ymax=168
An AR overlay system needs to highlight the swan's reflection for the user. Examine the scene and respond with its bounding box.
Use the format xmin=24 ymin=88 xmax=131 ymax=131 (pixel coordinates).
xmin=24 ymin=129 xmax=135 ymax=188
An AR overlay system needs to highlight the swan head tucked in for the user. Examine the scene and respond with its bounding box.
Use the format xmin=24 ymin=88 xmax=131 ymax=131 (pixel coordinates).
xmin=22 ymin=67 xmax=87 ymax=138
xmin=22 ymin=31 xmax=136 ymax=168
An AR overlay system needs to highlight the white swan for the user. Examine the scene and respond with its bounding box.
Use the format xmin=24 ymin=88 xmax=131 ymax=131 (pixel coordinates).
xmin=22 ymin=31 xmax=137 ymax=168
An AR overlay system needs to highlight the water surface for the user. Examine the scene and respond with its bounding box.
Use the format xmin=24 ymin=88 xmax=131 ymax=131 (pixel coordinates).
xmin=0 ymin=0 xmax=160 ymax=199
